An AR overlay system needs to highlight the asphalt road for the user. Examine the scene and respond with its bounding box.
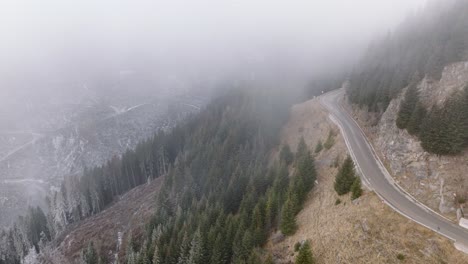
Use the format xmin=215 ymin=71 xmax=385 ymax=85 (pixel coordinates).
xmin=320 ymin=89 xmax=468 ymax=248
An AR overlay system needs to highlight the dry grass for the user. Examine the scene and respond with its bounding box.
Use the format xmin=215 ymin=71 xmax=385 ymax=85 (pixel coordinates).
xmin=267 ymin=98 xmax=468 ymax=264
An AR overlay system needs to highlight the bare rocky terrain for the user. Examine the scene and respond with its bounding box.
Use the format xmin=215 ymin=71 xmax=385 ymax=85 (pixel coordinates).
xmin=267 ymin=98 xmax=468 ymax=263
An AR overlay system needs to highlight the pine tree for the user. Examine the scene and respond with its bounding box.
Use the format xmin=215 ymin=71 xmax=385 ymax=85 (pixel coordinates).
xmin=420 ymin=90 xmax=468 ymax=155
xmin=252 ymin=203 xmax=266 ymax=246
xmin=82 ymin=241 xmax=98 ymax=264
xmin=296 ymin=137 xmax=308 ymax=159
xmin=314 ymin=140 xmax=323 ymax=153
xmin=461 ymin=86 xmax=468 ymax=147
xmin=137 ymin=248 xmax=149 ymax=264
xmin=295 ymin=241 xmax=315 ymax=264
xmin=296 ymin=151 xmax=316 ymax=193
xmin=334 ymin=156 xmax=356 ymax=195
xmin=280 ymin=195 xmax=297 ymax=236
xmin=210 ymin=233 xmax=226 ymax=264
xmin=420 ymin=106 xmax=446 ymax=154
xmin=279 ymin=144 xmax=294 ymax=165
xmin=187 ymin=231 xmax=203 ymax=264
xmin=323 ymin=130 xmax=335 ymax=150
xmin=177 ymin=233 xmax=190 ymax=264
xmin=351 ymin=177 xmax=363 ymax=200
xmin=396 ymin=84 xmax=419 ymax=129
xmin=407 ymin=102 xmax=427 ymax=136
xmin=152 ymin=245 xmax=161 ymax=264
xmin=264 ymin=255 xmax=274 ymax=264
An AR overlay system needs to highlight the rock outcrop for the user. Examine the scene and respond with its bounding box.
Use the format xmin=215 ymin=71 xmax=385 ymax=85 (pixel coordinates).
xmin=348 ymin=61 xmax=468 ymax=218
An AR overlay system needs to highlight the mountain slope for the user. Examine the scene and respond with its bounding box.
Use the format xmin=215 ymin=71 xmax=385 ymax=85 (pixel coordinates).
xmin=268 ymin=97 xmax=468 ymax=263
xmin=346 ymin=61 xmax=468 ymax=219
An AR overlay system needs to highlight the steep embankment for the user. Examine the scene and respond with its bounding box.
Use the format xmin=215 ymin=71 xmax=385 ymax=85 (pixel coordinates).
xmin=346 ymin=61 xmax=468 ymax=220
xmin=267 ymin=98 xmax=468 ymax=263
xmin=39 ymin=177 xmax=163 ymax=264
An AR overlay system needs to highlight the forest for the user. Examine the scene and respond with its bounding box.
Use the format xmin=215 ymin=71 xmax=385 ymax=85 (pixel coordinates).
xmin=113 ymin=89 xmax=317 ymax=264
xmin=1 ymin=87 xmax=319 ymax=264
xmin=347 ymin=0 xmax=468 ymax=112
xmin=347 ymin=0 xmax=468 ymax=155
xmin=396 ymin=84 xmax=468 ymax=155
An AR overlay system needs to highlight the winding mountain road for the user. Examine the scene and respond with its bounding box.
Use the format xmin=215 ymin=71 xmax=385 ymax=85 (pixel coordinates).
xmin=320 ymin=89 xmax=468 ymax=251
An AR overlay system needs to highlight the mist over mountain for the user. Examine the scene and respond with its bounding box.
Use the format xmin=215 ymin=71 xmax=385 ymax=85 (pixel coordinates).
xmin=8 ymin=1 xmax=468 ymax=264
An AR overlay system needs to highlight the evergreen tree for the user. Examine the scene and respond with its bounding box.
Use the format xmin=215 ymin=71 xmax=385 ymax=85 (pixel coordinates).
xmin=152 ymin=245 xmax=161 ymax=264
xmin=407 ymin=102 xmax=427 ymax=136
xmin=351 ymin=177 xmax=363 ymax=200
xmin=295 ymin=241 xmax=315 ymax=264
xmin=210 ymin=233 xmax=226 ymax=264
xmin=420 ymin=106 xmax=446 ymax=154
xmin=334 ymin=156 xmax=356 ymax=195
xmin=279 ymin=144 xmax=294 ymax=165
xmin=420 ymin=90 xmax=468 ymax=155
xmin=296 ymin=137 xmax=308 ymax=159
xmin=323 ymin=130 xmax=335 ymax=150
xmin=348 ymin=1 xmax=468 ymax=110
xmin=280 ymin=195 xmax=297 ymax=236
xmin=264 ymin=255 xmax=274 ymax=264
xmin=314 ymin=140 xmax=323 ymax=153
xmin=82 ymin=241 xmax=98 ymax=264
xmin=177 ymin=233 xmax=190 ymax=264
xmin=187 ymin=231 xmax=203 ymax=264
xmin=137 ymin=245 xmax=149 ymax=264
xmin=396 ymin=84 xmax=419 ymax=129
xmin=295 ymin=151 xmax=316 ymax=194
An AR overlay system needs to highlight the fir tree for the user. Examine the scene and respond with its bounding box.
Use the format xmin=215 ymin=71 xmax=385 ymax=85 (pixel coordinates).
xmin=334 ymin=156 xmax=356 ymax=195
xmin=264 ymin=255 xmax=274 ymax=264
xmin=247 ymin=252 xmax=262 ymax=264
xmin=323 ymin=130 xmax=335 ymax=150
xmin=295 ymin=151 xmax=316 ymax=200
xmin=351 ymin=177 xmax=363 ymax=200
xmin=280 ymin=195 xmax=297 ymax=236
xmin=295 ymin=241 xmax=315 ymax=264
xmin=296 ymin=137 xmax=308 ymax=159
xmin=396 ymin=84 xmax=419 ymax=129
xmin=152 ymin=246 xmax=161 ymax=264
xmin=407 ymin=102 xmax=427 ymax=136
xmin=187 ymin=231 xmax=203 ymax=264
xmin=177 ymin=233 xmax=190 ymax=264
xmin=82 ymin=241 xmax=98 ymax=264
xmin=279 ymin=144 xmax=294 ymax=165
xmin=314 ymin=140 xmax=323 ymax=153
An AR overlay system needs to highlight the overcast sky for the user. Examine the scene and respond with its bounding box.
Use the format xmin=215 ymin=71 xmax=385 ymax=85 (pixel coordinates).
xmin=0 ymin=0 xmax=429 ymax=95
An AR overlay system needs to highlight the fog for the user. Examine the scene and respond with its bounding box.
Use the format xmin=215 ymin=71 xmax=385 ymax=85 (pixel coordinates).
xmin=1 ymin=0 xmax=427 ymax=98
xmin=0 ymin=0 xmax=432 ymax=228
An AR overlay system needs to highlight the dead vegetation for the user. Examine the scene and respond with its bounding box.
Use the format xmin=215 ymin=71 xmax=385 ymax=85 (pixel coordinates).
xmin=40 ymin=177 xmax=163 ymax=264
xmin=267 ymin=98 xmax=468 ymax=263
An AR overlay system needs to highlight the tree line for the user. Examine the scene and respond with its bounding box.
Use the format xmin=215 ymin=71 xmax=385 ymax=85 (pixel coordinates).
xmin=1 ymin=87 xmax=321 ymax=264
xmin=397 ymin=84 xmax=468 ymax=155
xmin=347 ymin=0 xmax=468 ymax=112
xmin=104 ymin=91 xmax=317 ymax=264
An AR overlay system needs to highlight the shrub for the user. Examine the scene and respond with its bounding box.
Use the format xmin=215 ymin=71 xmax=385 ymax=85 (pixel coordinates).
xmin=323 ymin=130 xmax=335 ymax=150
xmin=294 ymin=242 xmax=301 ymax=252
xmin=351 ymin=177 xmax=363 ymax=200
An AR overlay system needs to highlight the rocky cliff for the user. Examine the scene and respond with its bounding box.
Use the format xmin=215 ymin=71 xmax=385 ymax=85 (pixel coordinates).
xmin=347 ymin=61 xmax=468 ymax=219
